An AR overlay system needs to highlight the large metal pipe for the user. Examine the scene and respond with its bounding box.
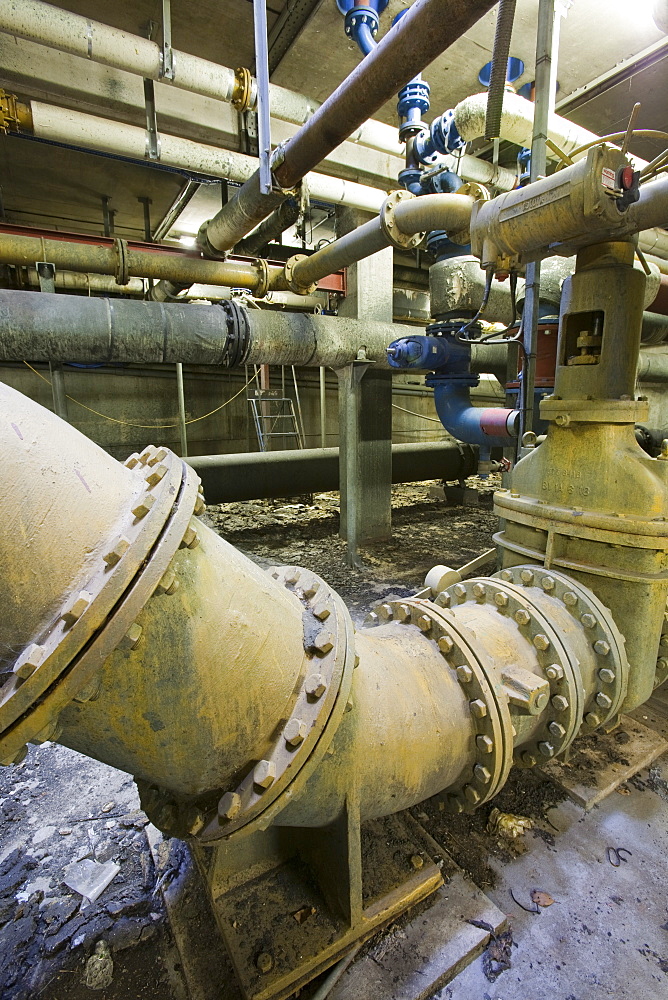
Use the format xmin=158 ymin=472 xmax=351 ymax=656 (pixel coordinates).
xmin=199 ymin=0 xmax=498 ymax=255
xmin=187 ymin=442 xmax=477 ymax=502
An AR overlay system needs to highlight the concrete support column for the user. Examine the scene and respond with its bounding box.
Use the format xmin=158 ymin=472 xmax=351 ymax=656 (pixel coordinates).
xmin=336 ymin=207 xmax=393 ymax=564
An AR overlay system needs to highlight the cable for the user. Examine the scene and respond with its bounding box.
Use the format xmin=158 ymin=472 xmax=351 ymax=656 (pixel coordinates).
xmin=392 ymin=403 xmax=443 ymax=424
xmin=454 ymin=266 xmax=495 ymax=343
xmin=555 ymin=130 xmax=668 ymax=170
xmin=23 ymin=362 xmax=258 ymax=429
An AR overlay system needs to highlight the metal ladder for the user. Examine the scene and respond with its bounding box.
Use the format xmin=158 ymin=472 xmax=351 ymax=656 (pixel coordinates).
xmin=249 ymin=389 xmax=304 ymax=452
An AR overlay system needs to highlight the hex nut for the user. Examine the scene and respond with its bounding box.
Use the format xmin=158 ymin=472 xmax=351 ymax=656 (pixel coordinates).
xmin=456 ymin=664 xmax=473 ymax=683
xmin=256 ymin=952 xmax=273 ymax=974
xmin=438 ymin=635 xmax=454 ymax=655
xmin=73 ymin=678 xmax=101 ymax=703
xmin=416 ymin=615 xmax=432 ymax=632
xmin=541 ymin=576 xmax=555 ymax=591
xmin=520 ymin=569 xmax=534 ymax=584
xmin=147 ymin=447 xmax=168 ymax=467
xmin=500 ymin=569 xmax=513 ymax=581
xmin=469 ymin=699 xmax=487 ymax=719
xmin=580 ymin=613 xmax=596 ymax=628
xmin=464 ymin=784 xmax=481 ymax=804
xmin=145 ymin=463 xmax=167 ymax=487
xmin=285 ymin=569 xmax=300 ymax=585
xmin=410 ymin=854 xmax=424 ymax=870
xmin=366 ymin=611 xmax=379 ymax=626
xmin=585 ymin=712 xmax=601 ymax=727
xmin=522 ymin=751 xmax=537 ymax=766
xmin=377 ymin=603 xmax=393 ymax=621
xmin=534 ymin=690 xmax=550 ymax=712
xmin=394 ymin=604 xmax=410 ymax=622
xmin=305 ymin=673 xmax=326 ymax=699
xmin=180 ymin=525 xmax=200 ymax=549
xmin=474 ymin=764 xmax=491 ymax=784
xmin=253 ymin=760 xmax=276 ymax=789
xmin=476 ymin=734 xmax=494 ymax=753
xmin=494 ymin=592 xmax=509 ymax=607
xmin=218 ymin=791 xmax=241 ymax=821
xmin=302 ymin=583 xmax=318 ymax=599
xmin=538 ymin=741 xmax=554 ymax=758
xmin=103 ymin=536 xmax=130 ymax=567
xmin=545 ymin=663 xmax=564 ymax=682
xmin=435 ymin=592 xmax=451 ymax=608
xmin=472 ymin=583 xmax=486 ymax=598
xmin=11 ymin=745 xmax=29 ymax=765
xmin=32 ymin=719 xmax=61 ymax=744
xmin=595 ymin=692 xmax=612 ymax=709
xmin=453 ymin=583 xmax=467 ymax=598
xmin=124 ymin=453 xmax=140 ymax=469
xmin=156 ymin=569 xmax=179 ymax=596
xmin=132 ymin=495 xmax=156 ymax=519
xmin=563 ymin=591 xmax=578 ymax=606
xmin=117 ymin=622 xmax=143 ymax=651
xmin=533 ymin=633 xmax=550 ymax=651
xmin=598 ymin=668 xmax=616 ymax=684
xmin=313 ymin=603 xmax=331 ymax=621
xmin=313 ymin=631 xmax=334 ymax=654
xmin=446 ymin=793 xmax=464 ymax=813
xmin=61 ymin=591 xmax=92 ymax=628
xmin=548 ymin=721 xmax=566 ymax=738
xmin=194 ymin=495 xmax=206 ymax=516
xmin=514 ymin=609 xmax=531 ymax=626
xmin=594 ymin=640 xmax=610 ymax=656
xmin=551 ymin=694 xmax=569 ymax=712
xmin=284 ymin=718 xmax=308 ymax=746
xmin=14 ymin=644 xmax=45 ymax=680
xmin=138 ymin=448 xmax=153 ymax=466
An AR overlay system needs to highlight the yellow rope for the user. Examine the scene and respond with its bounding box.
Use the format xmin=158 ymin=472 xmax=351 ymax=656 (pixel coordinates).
xmin=23 ymin=361 xmax=258 ymax=429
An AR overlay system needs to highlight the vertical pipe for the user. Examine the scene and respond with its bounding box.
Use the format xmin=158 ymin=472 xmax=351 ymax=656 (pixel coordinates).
xmin=291 ymin=366 xmax=306 ymax=448
xmin=520 ymin=0 xmax=558 ymax=441
xmin=253 ymin=0 xmax=272 ymax=196
xmin=319 ymin=367 xmax=327 ymax=449
xmin=175 ymin=362 xmax=188 ymax=457
xmin=48 ymin=363 xmax=69 ymax=421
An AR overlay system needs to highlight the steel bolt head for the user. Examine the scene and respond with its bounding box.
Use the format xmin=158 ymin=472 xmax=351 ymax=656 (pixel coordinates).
xmin=377 ymin=603 xmax=393 ymax=621
xmin=469 ymin=699 xmax=487 ymax=719
xmin=285 ymin=569 xmax=300 ymax=585
xmin=551 ymin=694 xmax=569 ymax=712
xmin=476 ymin=734 xmax=494 ymax=753
xmin=534 ymin=690 xmax=550 ymax=712
xmin=256 ymin=952 xmax=273 ymax=974
xmin=117 ymin=622 xmax=143 ymax=651
xmin=138 ymin=448 xmax=153 ymax=466
xmin=394 ymin=604 xmax=410 ymax=622
xmin=410 ymin=853 xmax=424 ymax=870
xmin=520 ymin=569 xmax=534 ymax=584
xmin=103 ymin=536 xmax=130 ymax=567
xmin=147 ymin=447 xmax=167 ymax=467
xmin=494 ymin=592 xmax=509 ymax=607
xmin=514 ymin=609 xmax=531 ymax=626
xmin=435 ymin=592 xmax=451 ymax=608
xmin=124 ymin=453 xmax=140 ymax=469
xmin=545 ymin=663 xmax=564 ymax=682
xmin=456 ymin=663 xmax=473 ymax=683
xmin=253 ymin=760 xmax=276 ymax=789
xmin=61 ymin=591 xmax=92 ymax=628
xmin=145 ymin=463 xmax=167 ymax=487
xmin=305 ymin=673 xmax=326 ymax=699
xmin=548 ymin=721 xmax=566 ymax=738
xmin=580 ymin=613 xmax=597 ymax=629
xmin=474 ymin=764 xmax=491 ymax=784
xmin=563 ymin=591 xmax=578 ymax=607
xmin=32 ymin=719 xmax=61 ymax=744
xmin=464 ymin=784 xmax=481 ymax=804
xmin=416 ymin=614 xmax=432 ymax=632
xmin=132 ymin=495 xmax=156 ymax=519
xmin=538 ymin=741 xmax=555 ymax=758
xmin=533 ymin=633 xmax=550 ymax=651
xmin=522 ymin=751 xmax=537 ymax=766
xmin=14 ymin=644 xmax=45 ymax=680
xmin=500 ymin=569 xmax=513 ymax=581
xmin=313 ymin=602 xmax=331 ymax=621
xmin=302 ymin=582 xmax=318 ymax=599
xmin=472 ymin=583 xmax=486 ymax=599
xmin=156 ymin=569 xmax=179 ymax=596
xmin=180 ymin=525 xmax=200 ymax=549
xmin=594 ymin=640 xmax=610 ymax=656
xmin=595 ymin=692 xmax=612 ymax=709
xmin=446 ymin=793 xmax=464 ymax=813
xmin=366 ymin=611 xmax=379 ymax=626
xmin=194 ymin=495 xmax=206 ymax=516
xmin=438 ymin=635 xmax=454 ymax=655
xmin=284 ymin=718 xmax=308 ymax=746
xmin=598 ymin=668 xmax=616 ymax=684
xmin=541 ymin=576 xmax=556 ymax=591
xmin=313 ymin=631 xmax=334 ymax=654
xmin=453 ymin=583 xmax=467 ymax=598
xmin=584 ymin=712 xmax=601 ymax=728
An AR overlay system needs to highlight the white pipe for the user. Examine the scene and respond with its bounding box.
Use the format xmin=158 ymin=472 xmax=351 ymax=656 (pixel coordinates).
xmin=453 ymin=91 xmax=649 ymax=169
xmin=28 ymin=102 xmax=386 ymax=215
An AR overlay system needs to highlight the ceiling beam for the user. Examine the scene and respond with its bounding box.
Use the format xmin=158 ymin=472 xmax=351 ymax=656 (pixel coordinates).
xmin=268 ymin=0 xmax=323 ymax=76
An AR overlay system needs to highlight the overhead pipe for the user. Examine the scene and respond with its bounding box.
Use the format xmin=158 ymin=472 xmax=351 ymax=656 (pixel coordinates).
xmin=197 ymin=0 xmax=499 ymax=257
xmin=186 ymin=441 xmax=478 ymax=503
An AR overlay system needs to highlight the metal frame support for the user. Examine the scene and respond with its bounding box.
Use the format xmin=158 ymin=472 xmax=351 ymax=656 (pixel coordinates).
xmin=175 ymin=363 xmax=188 ymax=457
xmin=160 ymin=0 xmax=174 ymax=81
xmin=143 ymin=77 xmax=161 ymax=161
xmin=36 ymin=261 xmax=68 ymax=422
xmin=253 ymin=0 xmax=272 ymax=195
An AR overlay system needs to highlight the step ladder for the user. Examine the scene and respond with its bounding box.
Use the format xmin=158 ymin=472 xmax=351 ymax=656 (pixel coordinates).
xmin=249 ymin=389 xmax=304 ymax=452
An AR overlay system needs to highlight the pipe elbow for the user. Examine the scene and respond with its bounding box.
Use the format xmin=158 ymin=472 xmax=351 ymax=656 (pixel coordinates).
xmin=432 ymin=380 xmax=518 ymax=447
xmin=353 ymin=21 xmax=378 ymax=55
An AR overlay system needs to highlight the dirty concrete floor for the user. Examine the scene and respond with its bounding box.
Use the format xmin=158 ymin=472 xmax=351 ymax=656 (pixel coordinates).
xmin=2 ymin=479 xmax=667 ymax=1000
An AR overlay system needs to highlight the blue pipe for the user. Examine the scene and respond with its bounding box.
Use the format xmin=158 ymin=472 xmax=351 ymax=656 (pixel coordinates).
xmin=427 ymin=376 xmax=516 ymax=450
xmin=353 ymin=20 xmax=377 ymax=55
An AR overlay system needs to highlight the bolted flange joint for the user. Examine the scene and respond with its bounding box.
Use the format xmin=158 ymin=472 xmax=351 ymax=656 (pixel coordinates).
xmin=379 ymin=190 xmax=425 ymax=251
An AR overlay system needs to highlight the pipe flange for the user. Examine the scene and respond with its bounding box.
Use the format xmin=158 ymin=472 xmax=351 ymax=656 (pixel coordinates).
xmin=365 ymin=598 xmax=513 ymax=813
xmin=284 ymin=254 xmax=318 ymax=295
xmin=113 ymin=238 xmax=129 ymax=286
xmin=0 ymin=448 xmax=202 ymax=763
xmin=198 ymin=566 xmax=355 ymax=842
xmin=231 ymin=66 xmax=254 ymax=112
xmin=218 ymin=299 xmax=250 ymax=367
xmin=497 ymin=565 xmax=628 ymax=732
xmin=253 ymin=257 xmax=269 ymax=299
xmin=447 ymin=576 xmax=583 ymax=766
xmin=380 ymin=190 xmax=425 ymax=250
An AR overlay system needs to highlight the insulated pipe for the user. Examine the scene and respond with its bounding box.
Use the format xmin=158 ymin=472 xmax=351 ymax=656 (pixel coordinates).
xmin=287 ymin=193 xmax=474 ymax=292
xmin=431 ymin=381 xmax=519 ymax=448
xmin=186 ymin=442 xmax=478 ymax=503
xmin=198 ymin=0 xmax=498 ymax=255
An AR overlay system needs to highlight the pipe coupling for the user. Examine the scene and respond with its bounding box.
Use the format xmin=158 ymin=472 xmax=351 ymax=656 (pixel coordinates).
xmin=380 ymin=190 xmax=425 ymax=250
xmin=284 ymin=253 xmax=318 ymax=295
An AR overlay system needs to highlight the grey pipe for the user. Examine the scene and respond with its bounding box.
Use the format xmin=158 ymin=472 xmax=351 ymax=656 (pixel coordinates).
xmin=187 ymin=441 xmax=477 ymax=502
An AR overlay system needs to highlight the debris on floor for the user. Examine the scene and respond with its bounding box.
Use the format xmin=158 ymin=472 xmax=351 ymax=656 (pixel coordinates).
xmin=487 ymin=808 xmax=534 ymax=840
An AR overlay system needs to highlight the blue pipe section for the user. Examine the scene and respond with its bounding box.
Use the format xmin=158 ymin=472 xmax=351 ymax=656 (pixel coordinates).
xmin=387 ymin=334 xmax=468 ymax=372
xmin=427 ymin=375 xmax=512 ymax=450
xmin=352 ymin=19 xmax=377 ymax=55
xmin=414 ymin=108 xmax=466 ymax=165
xmin=343 ymin=4 xmax=385 ymax=56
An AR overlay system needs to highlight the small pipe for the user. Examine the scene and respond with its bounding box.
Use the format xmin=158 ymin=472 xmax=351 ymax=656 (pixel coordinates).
xmin=431 ymin=380 xmax=518 ymax=448
xmin=319 ymin=366 xmax=327 ymax=448
xmin=175 ymin=363 xmax=188 ymax=457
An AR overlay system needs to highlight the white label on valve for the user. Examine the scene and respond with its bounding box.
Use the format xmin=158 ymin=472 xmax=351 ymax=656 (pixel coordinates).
xmin=601 ymin=167 xmax=616 ymax=190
